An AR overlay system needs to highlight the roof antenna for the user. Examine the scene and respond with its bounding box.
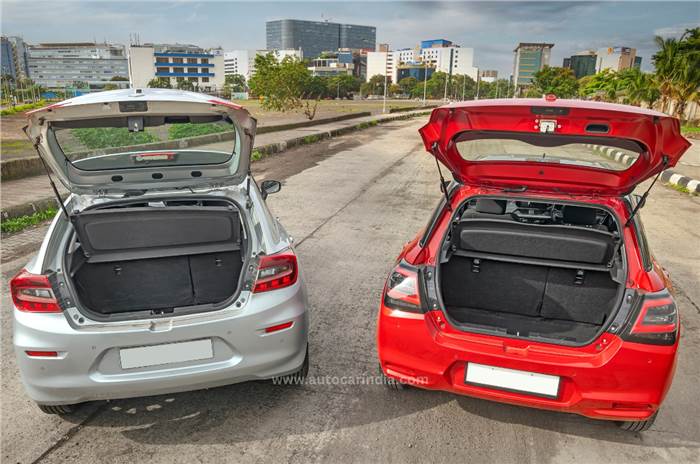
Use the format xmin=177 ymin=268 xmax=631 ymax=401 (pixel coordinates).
xmin=430 ymin=142 xmax=452 ymax=211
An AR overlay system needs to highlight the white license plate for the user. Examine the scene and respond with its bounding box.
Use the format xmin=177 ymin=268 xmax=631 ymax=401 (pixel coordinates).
xmin=120 ymin=339 xmax=213 ymax=369
xmin=465 ymin=362 xmax=560 ymax=398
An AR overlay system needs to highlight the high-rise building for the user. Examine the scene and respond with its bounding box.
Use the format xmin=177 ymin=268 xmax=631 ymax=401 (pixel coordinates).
xmin=1 ymin=36 xmax=29 ymax=80
xmin=128 ymin=43 xmax=224 ymax=91
xmin=596 ymin=46 xmax=637 ymax=73
xmin=27 ymin=42 xmax=129 ymax=89
xmin=513 ymin=42 xmax=554 ymax=89
xmin=224 ymin=49 xmax=303 ymax=81
xmin=266 ymin=19 xmax=376 ymax=60
xmin=367 ymin=39 xmax=478 ymax=83
xmin=634 ymin=56 xmax=642 ymax=69
xmin=563 ymin=50 xmax=597 ymax=78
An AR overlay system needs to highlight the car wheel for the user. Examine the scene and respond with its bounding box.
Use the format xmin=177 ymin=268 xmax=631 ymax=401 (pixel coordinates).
xmin=273 ymin=346 xmax=309 ymax=386
xmin=617 ymin=412 xmax=658 ymax=432
xmin=37 ymin=404 xmax=76 ymax=415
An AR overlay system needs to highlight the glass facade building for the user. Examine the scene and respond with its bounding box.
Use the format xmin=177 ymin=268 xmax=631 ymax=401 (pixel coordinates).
xmin=27 ymin=43 xmax=128 ymax=88
xmin=266 ymin=19 xmax=375 ymax=60
xmin=568 ymin=53 xmax=597 ymax=78
xmin=513 ymin=43 xmax=554 ymax=88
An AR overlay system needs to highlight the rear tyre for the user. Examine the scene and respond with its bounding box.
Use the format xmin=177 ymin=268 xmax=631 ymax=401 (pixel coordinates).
xmin=37 ymin=404 xmax=76 ymax=415
xmin=617 ymin=412 xmax=658 ymax=432
xmin=273 ymin=346 xmax=309 ymax=386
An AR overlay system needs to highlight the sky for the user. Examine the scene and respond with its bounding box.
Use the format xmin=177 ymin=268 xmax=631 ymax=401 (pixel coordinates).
xmin=2 ymin=1 xmax=699 ymax=77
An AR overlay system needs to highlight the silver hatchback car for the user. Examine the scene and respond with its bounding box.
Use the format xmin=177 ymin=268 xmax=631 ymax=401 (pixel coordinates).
xmin=12 ymin=89 xmax=309 ymax=414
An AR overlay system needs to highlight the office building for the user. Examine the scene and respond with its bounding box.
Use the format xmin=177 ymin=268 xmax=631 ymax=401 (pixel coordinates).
xmin=1 ymin=36 xmax=29 ymax=80
xmin=563 ymin=50 xmax=597 ymax=78
xmin=224 ymin=49 xmax=303 ymax=81
xmin=129 ymin=43 xmax=224 ymax=91
xmin=397 ymin=63 xmax=435 ymax=82
xmin=27 ymin=42 xmax=128 ymax=89
xmin=634 ymin=56 xmax=642 ymax=69
xmin=367 ymin=39 xmax=478 ymax=83
xmin=596 ymin=46 xmax=637 ymax=73
xmin=513 ymin=42 xmax=554 ymax=89
xmin=266 ymin=19 xmax=376 ymax=60
xmin=308 ymin=51 xmax=354 ymax=77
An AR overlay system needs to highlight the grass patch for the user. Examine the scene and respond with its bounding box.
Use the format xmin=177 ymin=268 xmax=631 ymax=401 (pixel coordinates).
xmin=252 ymin=150 xmax=264 ymax=161
xmin=1 ymin=101 xmax=48 ymax=116
xmin=1 ymin=207 xmax=57 ymax=234
xmin=1 ymin=139 xmax=34 ymax=156
xmin=72 ymin=127 xmax=159 ymax=150
xmin=681 ymin=125 xmax=700 ymax=134
xmin=664 ymin=182 xmax=698 ymax=195
xmin=168 ymin=123 xmax=229 ymax=140
xmin=302 ymin=134 xmax=323 ymax=145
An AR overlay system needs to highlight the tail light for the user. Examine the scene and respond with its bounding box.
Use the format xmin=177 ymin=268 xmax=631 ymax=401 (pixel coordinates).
xmin=383 ymin=264 xmax=422 ymax=313
xmin=253 ymin=252 xmax=298 ymax=293
xmin=10 ymin=270 xmax=61 ymax=313
xmin=621 ymin=291 xmax=678 ymax=346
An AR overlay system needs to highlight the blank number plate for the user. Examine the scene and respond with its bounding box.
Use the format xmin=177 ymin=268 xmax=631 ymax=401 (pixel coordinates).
xmin=465 ymin=362 xmax=560 ymax=398
xmin=120 ymin=339 xmax=213 ymax=369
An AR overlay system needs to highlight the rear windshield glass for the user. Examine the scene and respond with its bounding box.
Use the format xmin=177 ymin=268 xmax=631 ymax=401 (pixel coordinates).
xmin=50 ymin=116 xmax=239 ymax=171
xmin=454 ymin=132 xmax=641 ymax=172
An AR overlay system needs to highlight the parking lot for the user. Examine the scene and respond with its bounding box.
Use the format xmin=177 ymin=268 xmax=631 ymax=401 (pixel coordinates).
xmin=2 ymin=118 xmax=699 ymax=463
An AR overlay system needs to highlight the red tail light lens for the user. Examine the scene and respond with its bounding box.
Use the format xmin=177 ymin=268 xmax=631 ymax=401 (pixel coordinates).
xmin=383 ymin=265 xmax=422 ymax=313
xmin=623 ymin=291 xmax=678 ymax=345
xmin=253 ymin=252 xmax=298 ymax=293
xmin=10 ymin=270 xmax=61 ymax=313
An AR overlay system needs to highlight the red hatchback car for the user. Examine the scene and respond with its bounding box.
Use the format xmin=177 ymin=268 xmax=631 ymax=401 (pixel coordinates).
xmin=377 ymin=98 xmax=690 ymax=432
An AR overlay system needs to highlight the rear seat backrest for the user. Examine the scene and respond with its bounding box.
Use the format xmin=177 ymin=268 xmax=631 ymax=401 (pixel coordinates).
xmin=455 ymin=219 xmax=615 ymax=264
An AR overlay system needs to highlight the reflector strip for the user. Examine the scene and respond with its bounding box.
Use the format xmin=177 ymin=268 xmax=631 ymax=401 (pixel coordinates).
xmin=26 ymin=351 xmax=58 ymax=357
xmin=264 ymin=321 xmax=294 ymax=333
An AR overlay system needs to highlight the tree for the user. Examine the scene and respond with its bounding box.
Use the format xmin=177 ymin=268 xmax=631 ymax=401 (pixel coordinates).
xmin=177 ymin=79 xmax=195 ymax=91
xmin=110 ymin=76 xmax=129 ymax=82
xmin=147 ymin=77 xmax=172 ymax=89
xmin=224 ymin=73 xmax=247 ymax=92
xmin=327 ymin=74 xmax=360 ymax=99
xmin=361 ymin=74 xmax=387 ymax=96
xmin=71 ymin=81 xmax=89 ymax=89
xmin=526 ymin=66 xmax=579 ymax=98
xmin=247 ymin=53 xmax=323 ymax=119
xmin=621 ymin=68 xmax=659 ymax=107
xmin=102 ymin=83 xmax=119 ymax=91
xmin=652 ymin=28 xmax=700 ymax=118
xmin=398 ymin=77 xmax=418 ymax=95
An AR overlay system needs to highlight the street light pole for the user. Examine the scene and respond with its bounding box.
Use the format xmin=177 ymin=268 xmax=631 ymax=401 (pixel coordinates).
xmin=382 ymin=72 xmax=388 ymax=113
xmin=475 ymin=72 xmax=481 ymax=100
xmin=382 ymin=56 xmax=388 ymax=113
xmin=422 ymin=60 xmax=428 ymax=106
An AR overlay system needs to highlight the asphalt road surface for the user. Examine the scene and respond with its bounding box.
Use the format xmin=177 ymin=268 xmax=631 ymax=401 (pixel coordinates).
xmin=2 ymin=119 xmax=699 ymax=463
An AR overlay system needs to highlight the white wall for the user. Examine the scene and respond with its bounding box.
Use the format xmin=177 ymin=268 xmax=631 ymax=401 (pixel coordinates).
xmin=128 ymin=46 xmax=155 ymax=89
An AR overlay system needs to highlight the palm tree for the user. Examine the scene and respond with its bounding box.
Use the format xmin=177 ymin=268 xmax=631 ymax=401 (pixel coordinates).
xmin=652 ymin=35 xmax=680 ymax=113
xmin=624 ymin=69 xmax=660 ymax=108
xmin=653 ymin=28 xmax=700 ymax=119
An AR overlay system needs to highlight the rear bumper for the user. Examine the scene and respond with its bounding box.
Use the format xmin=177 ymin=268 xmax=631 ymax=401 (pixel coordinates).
xmin=377 ymin=306 xmax=679 ymax=421
xmin=14 ymin=281 xmax=308 ymax=405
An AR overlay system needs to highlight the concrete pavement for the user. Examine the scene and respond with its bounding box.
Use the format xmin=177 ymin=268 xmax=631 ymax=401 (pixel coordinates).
xmin=2 ymin=119 xmax=700 ymax=463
